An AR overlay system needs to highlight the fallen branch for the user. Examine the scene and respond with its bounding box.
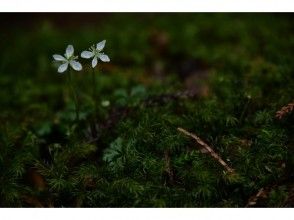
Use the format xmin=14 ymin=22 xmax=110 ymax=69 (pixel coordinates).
xmin=177 ymin=127 xmax=234 ymax=173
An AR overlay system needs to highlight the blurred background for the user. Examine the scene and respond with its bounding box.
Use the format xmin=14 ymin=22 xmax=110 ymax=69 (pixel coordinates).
xmin=1 ymin=13 xmax=293 ymax=111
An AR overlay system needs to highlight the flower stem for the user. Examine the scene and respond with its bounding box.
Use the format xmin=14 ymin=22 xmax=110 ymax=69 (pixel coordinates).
xmin=67 ymin=69 xmax=80 ymax=122
xmin=92 ymin=68 xmax=98 ymax=119
xmin=89 ymin=68 xmax=98 ymax=141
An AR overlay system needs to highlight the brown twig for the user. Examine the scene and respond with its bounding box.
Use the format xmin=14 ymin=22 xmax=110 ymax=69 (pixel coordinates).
xmin=246 ymin=188 xmax=266 ymax=207
xmin=276 ymin=102 xmax=294 ymax=119
xmin=177 ymin=127 xmax=234 ymax=173
xmin=246 ymin=174 xmax=294 ymax=207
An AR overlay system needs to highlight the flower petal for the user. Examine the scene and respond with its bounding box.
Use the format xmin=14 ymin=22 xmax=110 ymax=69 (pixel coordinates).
xmin=58 ymin=63 xmax=68 ymax=73
xmin=99 ymin=54 xmax=110 ymax=62
xmin=53 ymin=54 xmax=66 ymax=61
xmin=92 ymin=57 xmax=98 ymax=68
xmin=96 ymin=40 xmax=106 ymax=51
xmin=70 ymin=60 xmax=82 ymax=71
xmin=81 ymin=51 xmax=94 ymax=59
xmin=66 ymin=45 xmax=74 ymax=58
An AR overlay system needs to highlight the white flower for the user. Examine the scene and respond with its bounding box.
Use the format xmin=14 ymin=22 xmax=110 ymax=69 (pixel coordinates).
xmin=53 ymin=45 xmax=82 ymax=73
xmin=101 ymin=100 xmax=110 ymax=107
xmin=81 ymin=40 xmax=110 ymax=68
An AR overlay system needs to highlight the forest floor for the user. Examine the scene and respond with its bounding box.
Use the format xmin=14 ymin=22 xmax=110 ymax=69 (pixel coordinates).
xmin=0 ymin=14 xmax=293 ymax=207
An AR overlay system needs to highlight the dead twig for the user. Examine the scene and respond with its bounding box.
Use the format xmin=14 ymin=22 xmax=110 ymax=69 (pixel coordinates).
xmin=246 ymin=174 xmax=294 ymax=207
xmin=177 ymin=127 xmax=234 ymax=173
xmin=276 ymin=102 xmax=294 ymax=119
xmin=246 ymin=188 xmax=267 ymax=207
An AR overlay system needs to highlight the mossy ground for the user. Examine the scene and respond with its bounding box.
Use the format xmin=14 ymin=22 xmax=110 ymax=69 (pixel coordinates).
xmin=0 ymin=14 xmax=293 ymax=207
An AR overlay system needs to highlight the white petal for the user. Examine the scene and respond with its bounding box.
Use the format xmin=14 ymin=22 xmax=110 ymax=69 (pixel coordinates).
xmin=92 ymin=57 xmax=98 ymax=68
xmin=66 ymin=45 xmax=74 ymax=58
xmin=99 ymin=54 xmax=110 ymax=62
xmin=70 ymin=60 xmax=82 ymax=71
xmin=53 ymin=54 xmax=66 ymax=61
xmin=81 ymin=51 xmax=94 ymax=59
xmin=96 ymin=40 xmax=106 ymax=51
xmin=58 ymin=63 xmax=68 ymax=73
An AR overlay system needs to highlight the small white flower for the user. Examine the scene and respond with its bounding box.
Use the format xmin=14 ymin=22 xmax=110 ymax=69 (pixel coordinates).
xmin=81 ymin=40 xmax=110 ymax=68
xmin=53 ymin=45 xmax=82 ymax=73
xmin=101 ymin=100 xmax=110 ymax=107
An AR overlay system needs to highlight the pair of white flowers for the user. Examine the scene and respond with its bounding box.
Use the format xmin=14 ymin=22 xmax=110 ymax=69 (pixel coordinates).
xmin=53 ymin=40 xmax=110 ymax=73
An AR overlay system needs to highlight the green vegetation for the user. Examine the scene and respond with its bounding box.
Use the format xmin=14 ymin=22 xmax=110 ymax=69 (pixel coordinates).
xmin=0 ymin=14 xmax=293 ymax=207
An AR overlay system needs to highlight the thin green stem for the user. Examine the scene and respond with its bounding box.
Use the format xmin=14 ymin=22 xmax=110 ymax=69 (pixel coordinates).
xmin=92 ymin=68 xmax=98 ymax=119
xmin=90 ymin=68 xmax=98 ymax=141
xmin=67 ymin=69 xmax=80 ymax=122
